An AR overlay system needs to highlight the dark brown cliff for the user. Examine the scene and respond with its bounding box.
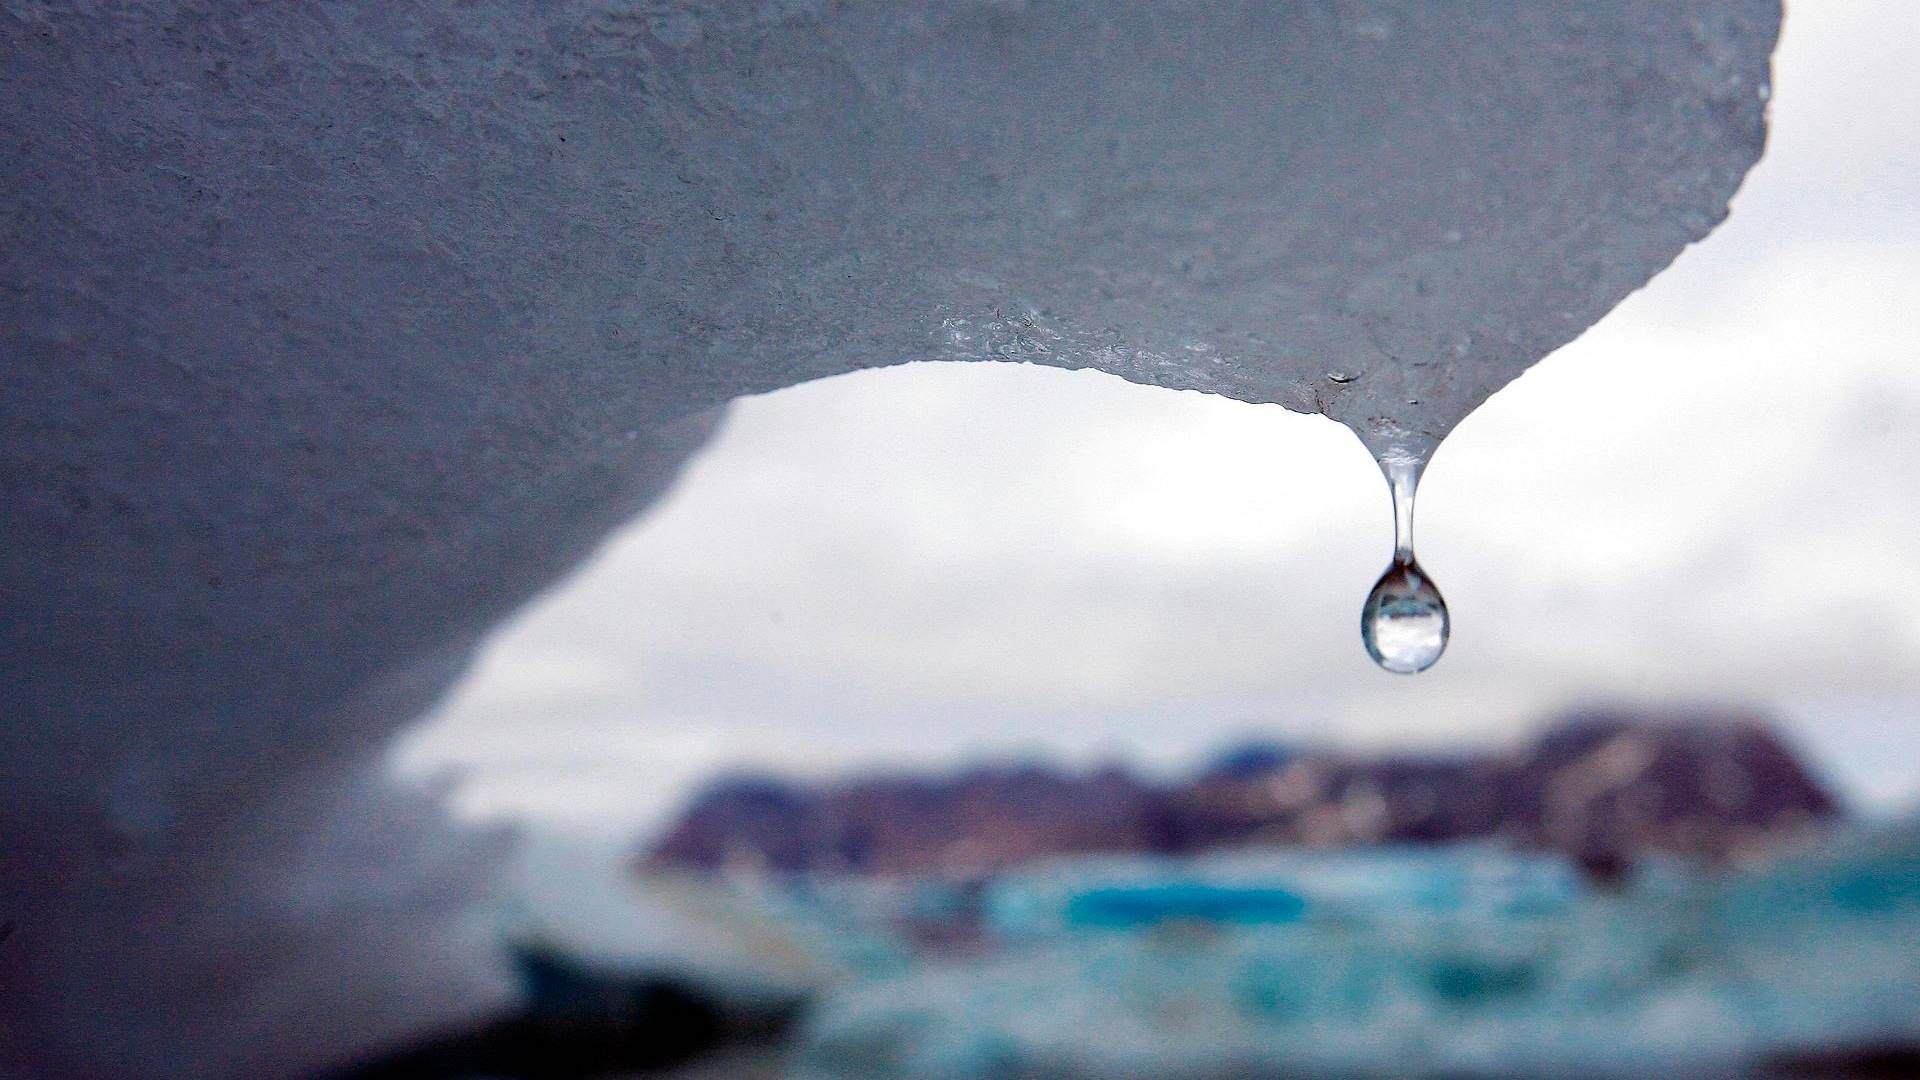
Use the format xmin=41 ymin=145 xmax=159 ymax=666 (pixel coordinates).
xmin=645 ymin=709 xmax=1841 ymax=878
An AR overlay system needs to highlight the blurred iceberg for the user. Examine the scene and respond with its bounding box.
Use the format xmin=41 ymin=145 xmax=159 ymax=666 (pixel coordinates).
xmin=771 ymin=826 xmax=1920 ymax=1078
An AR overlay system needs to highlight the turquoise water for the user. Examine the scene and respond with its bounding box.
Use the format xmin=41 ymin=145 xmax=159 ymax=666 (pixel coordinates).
xmin=785 ymin=830 xmax=1920 ymax=1077
xmin=512 ymin=826 xmax=1920 ymax=1077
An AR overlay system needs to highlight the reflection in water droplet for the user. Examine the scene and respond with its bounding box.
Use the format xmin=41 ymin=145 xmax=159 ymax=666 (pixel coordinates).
xmin=1363 ymin=558 xmax=1448 ymax=673
xmin=1361 ymin=460 xmax=1449 ymax=673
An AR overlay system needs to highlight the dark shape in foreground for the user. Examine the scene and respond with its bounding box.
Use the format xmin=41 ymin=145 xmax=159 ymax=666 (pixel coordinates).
xmin=323 ymin=945 xmax=802 ymax=1080
xmin=1766 ymin=1043 xmax=1920 ymax=1079
xmin=646 ymin=709 xmax=1840 ymax=877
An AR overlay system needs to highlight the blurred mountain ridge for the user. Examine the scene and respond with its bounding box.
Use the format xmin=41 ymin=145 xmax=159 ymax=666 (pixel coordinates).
xmin=645 ymin=707 xmax=1840 ymax=878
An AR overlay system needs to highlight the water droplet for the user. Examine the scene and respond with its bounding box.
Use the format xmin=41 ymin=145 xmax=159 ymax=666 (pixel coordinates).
xmin=1363 ymin=559 xmax=1448 ymax=673
xmin=1361 ymin=461 xmax=1449 ymax=673
xmin=1326 ymin=370 xmax=1357 ymax=384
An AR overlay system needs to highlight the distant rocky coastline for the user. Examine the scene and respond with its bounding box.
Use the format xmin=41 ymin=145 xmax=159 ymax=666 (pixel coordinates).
xmin=644 ymin=709 xmax=1841 ymax=878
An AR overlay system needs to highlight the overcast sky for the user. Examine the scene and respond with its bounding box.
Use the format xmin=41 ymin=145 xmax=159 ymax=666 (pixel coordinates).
xmin=393 ymin=2 xmax=1920 ymax=837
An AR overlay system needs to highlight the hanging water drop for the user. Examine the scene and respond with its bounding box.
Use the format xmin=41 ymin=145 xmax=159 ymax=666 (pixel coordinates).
xmin=1361 ymin=459 xmax=1449 ymax=673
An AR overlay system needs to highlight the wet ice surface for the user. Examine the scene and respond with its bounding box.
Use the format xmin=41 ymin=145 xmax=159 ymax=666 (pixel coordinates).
xmin=0 ymin=2 xmax=1777 ymax=1075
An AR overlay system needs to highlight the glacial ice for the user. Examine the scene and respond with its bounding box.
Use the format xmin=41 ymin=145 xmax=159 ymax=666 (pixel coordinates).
xmin=0 ymin=2 xmax=1778 ymax=1075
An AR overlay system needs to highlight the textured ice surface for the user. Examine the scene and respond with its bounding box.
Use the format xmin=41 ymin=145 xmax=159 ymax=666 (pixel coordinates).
xmin=0 ymin=2 xmax=1776 ymax=1075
